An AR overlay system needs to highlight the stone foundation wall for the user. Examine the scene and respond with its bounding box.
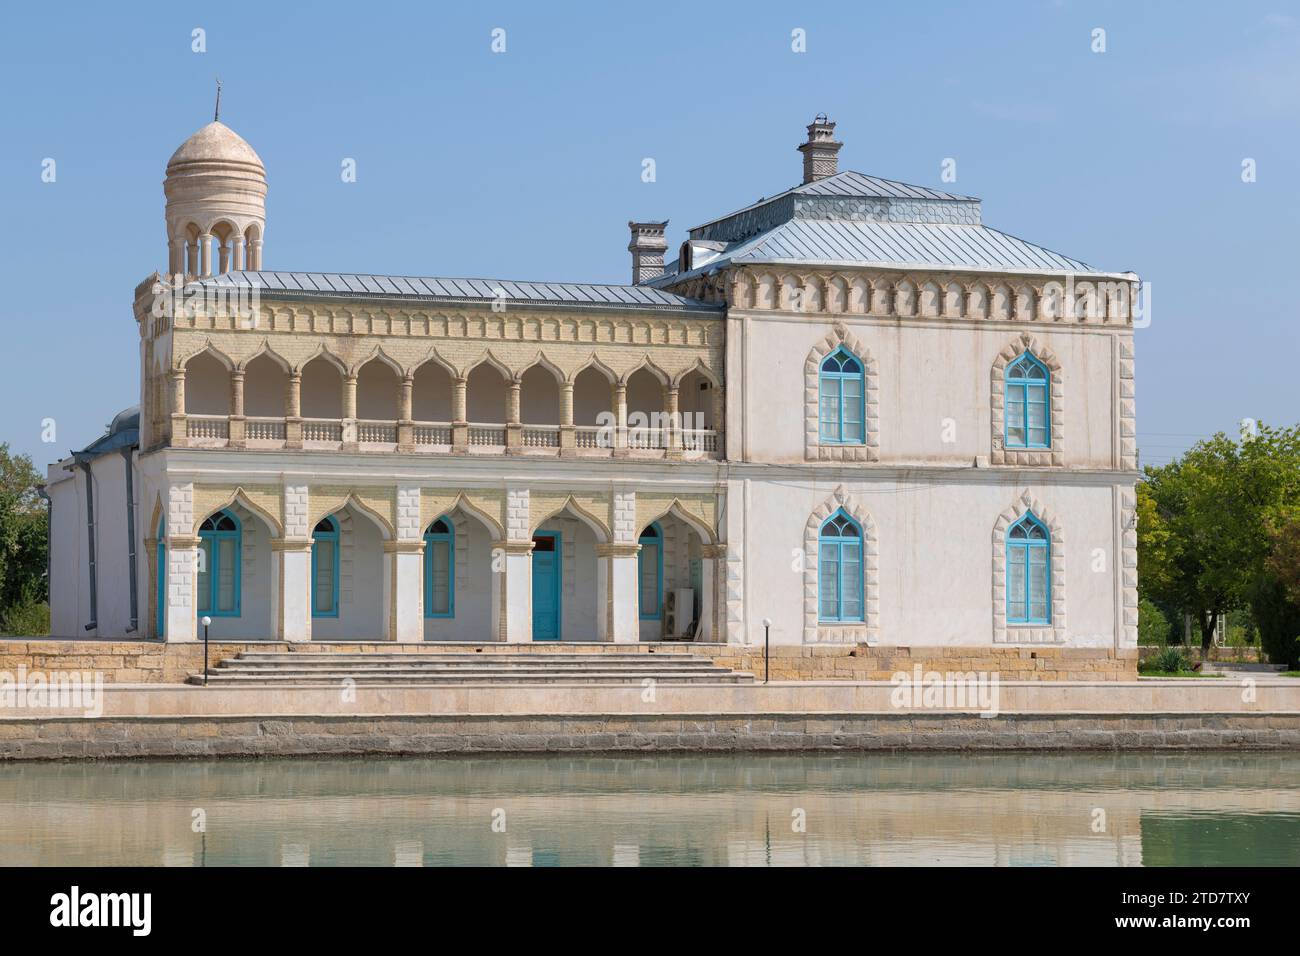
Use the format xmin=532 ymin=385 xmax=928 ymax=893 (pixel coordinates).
xmin=1 ymin=711 xmax=1295 ymax=760
xmin=0 ymin=640 xmax=1139 ymax=683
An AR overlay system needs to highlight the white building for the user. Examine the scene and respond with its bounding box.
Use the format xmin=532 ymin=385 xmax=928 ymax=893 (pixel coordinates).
xmin=45 ymin=115 xmax=1139 ymax=655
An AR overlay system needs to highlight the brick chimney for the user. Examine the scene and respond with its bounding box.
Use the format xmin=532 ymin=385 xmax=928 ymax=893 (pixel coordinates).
xmin=628 ymin=221 xmax=668 ymax=284
xmin=797 ymin=114 xmax=842 ymax=184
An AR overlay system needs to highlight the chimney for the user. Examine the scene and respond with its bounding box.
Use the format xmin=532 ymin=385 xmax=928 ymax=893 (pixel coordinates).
xmin=628 ymin=221 xmax=668 ymax=284
xmin=797 ymin=114 xmax=842 ymax=184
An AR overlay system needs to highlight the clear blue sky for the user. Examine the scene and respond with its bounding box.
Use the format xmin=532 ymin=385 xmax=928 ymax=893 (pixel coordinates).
xmin=2 ymin=0 xmax=1297 ymax=471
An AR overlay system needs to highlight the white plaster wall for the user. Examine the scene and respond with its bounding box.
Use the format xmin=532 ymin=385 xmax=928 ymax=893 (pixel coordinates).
xmin=200 ymin=501 xmax=274 ymax=640
xmin=424 ymin=512 xmax=494 ymax=641
xmin=737 ymin=314 xmax=1125 ymax=468
xmin=536 ymin=517 xmax=599 ymax=641
xmin=311 ymin=508 xmax=385 ymax=640
xmin=735 ymin=474 xmax=1121 ymax=648
xmin=44 ymin=454 xmax=140 ymax=638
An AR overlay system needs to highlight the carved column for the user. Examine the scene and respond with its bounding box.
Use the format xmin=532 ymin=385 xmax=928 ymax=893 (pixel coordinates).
xmin=285 ymin=371 xmax=303 ymax=448
xmin=397 ymin=374 xmax=414 ymax=450
xmin=199 ymin=233 xmax=213 ymax=277
xmin=664 ymin=383 xmax=681 ymax=457
xmin=559 ymin=382 xmax=576 ymax=455
xmin=451 ymin=376 xmax=468 ymax=450
xmin=169 ymin=369 xmax=187 ymax=446
xmin=228 ymin=369 xmax=246 ymax=446
xmin=612 ymin=381 xmax=629 ymax=457
xmin=341 ymin=373 xmax=358 ymax=449
xmin=505 ymin=380 xmax=522 ymax=453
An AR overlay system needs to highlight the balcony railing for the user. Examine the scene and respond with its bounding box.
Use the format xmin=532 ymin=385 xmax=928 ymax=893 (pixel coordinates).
xmin=357 ymin=419 xmax=397 ymax=444
xmin=187 ymin=415 xmax=229 ymax=440
xmin=467 ymin=424 xmax=506 ymax=446
xmin=521 ymin=425 xmax=560 ymax=448
xmin=413 ymin=422 xmax=453 ymax=446
xmin=245 ymin=417 xmax=286 ymax=441
xmin=302 ymin=418 xmax=343 ymax=442
xmin=177 ymin=414 xmax=718 ymax=459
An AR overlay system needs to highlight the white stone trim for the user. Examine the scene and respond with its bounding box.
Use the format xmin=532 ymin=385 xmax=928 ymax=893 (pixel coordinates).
xmin=803 ymin=485 xmax=879 ymax=644
xmin=804 ymin=323 xmax=880 ymax=463
xmin=1120 ymin=487 xmax=1138 ymax=647
xmin=992 ymin=490 xmax=1066 ymax=644
xmin=990 ymin=332 xmax=1064 ymax=467
xmin=1118 ymin=337 xmax=1137 ymax=471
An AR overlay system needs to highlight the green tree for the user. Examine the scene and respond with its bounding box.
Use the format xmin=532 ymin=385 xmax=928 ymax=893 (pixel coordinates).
xmin=0 ymin=444 xmax=48 ymax=629
xmin=1139 ymin=424 xmax=1300 ymax=652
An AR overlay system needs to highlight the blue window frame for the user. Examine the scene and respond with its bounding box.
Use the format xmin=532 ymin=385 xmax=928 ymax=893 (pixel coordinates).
xmin=1006 ymin=512 xmax=1051 ymax=624
xmin=156 ymin=517 xmax=166 ymax=638
xmin=1004 ymin=352 xmax=1050 ymax=449
xmin=197 ymin=509 xmax=241 ymax=617
xmin=424 ymin=517 xmax=454 ymax=618
xmin=638 ymin=523 xmax=663 ymax=620
xmin=311 ymin=516 xmax=340 ymax=618
xmin=818 ymin=509 xmax=863 ymax=623
xmin=818 ymin=347 xmax=865 ymax=444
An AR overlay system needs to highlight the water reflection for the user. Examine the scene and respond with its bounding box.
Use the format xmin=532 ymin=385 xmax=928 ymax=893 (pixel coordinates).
xmin=1 ymin=753 xmax=1297 ymax=866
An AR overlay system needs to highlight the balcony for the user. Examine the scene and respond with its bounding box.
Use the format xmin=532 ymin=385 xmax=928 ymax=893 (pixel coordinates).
xmin=172 ymin=347 xmax=722 ymax=459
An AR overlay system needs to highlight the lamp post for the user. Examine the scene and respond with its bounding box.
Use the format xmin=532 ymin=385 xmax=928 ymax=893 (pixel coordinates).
xmin=762 ymin=617 xmax=772 ymax=684
xmin=201 ymin=615 xmax=212 ymax=686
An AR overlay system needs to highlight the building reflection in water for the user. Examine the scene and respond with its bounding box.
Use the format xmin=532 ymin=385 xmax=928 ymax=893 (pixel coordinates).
xmin=1 ymin=753 xmax=1298 ymax=867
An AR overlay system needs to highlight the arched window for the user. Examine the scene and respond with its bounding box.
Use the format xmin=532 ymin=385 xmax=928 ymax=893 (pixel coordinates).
xmin=818 ymin=510 xmax=863 ymax=622
xmin=638 ymin=524 xmax=663 ymax=620
xmin=1006 ymin=513 xmax=1050 ymax=624
xmin=819 ymin=347 xmax=864 ymax=444
xmin=156 ymin=517 xmax=166 ymax=638
xmin=1005 ymin=352 xmax=1049 ymax=449
xmin=197 ymin=509 xmax=241 ymax=617
xmin=425 ymin=518 xmax=454 ymax=618
xmin=311 ymin=516 xmax=340 ymax=618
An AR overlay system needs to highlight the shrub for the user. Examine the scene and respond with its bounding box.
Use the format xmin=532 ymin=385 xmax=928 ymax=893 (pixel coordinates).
xmin=0 ymin=600 xmax=48 ymax=637
xmin=1143 ymin=646 xmax=1194 ymax=674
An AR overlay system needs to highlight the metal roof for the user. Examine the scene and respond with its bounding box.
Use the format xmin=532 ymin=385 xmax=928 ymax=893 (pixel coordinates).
xmin=192 ymin=271 xmax=722 ymax=312
xmin=690 ymin=170 xmax=976 ymax=233
xmin=727 ymin=218 xmax=1094 ymax=272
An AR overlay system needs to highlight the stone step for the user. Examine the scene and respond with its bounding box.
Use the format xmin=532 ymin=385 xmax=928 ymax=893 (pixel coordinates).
xmin=220 ymin=655 xmax=722 ymax=671
xmin=189 ymin=648 xmax=754 ymax=686
xmin=189 ymin=671 xmax=754 ymax=686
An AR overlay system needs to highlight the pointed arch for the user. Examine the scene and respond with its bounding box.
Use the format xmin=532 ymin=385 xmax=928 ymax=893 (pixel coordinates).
xmin=670 ymin=358 xmax=721 ymax=389
xmin=529 ymin=495 xmax=611 ymax=543
xmin=461 ymin=349 xmax=513 ymax=380
xmin=236 ymin=339 xmax=291 ymax=373
xmin=307 ymin=492 xmax=395 ymax=540
xmin=619 ymin=355 xmax=669 ymax=386
xmin=992 ymin=491 xmax=1066 ymax=644
xmin=637 ymin=497 xmax=716 ymax=545
xmin=411 ymin=347 xmax=456 ymax=377
xmin=804 ymin=323 xmax=879 ymax=462
xmin=351 ymin=345 xmax=404 ymax=378
xmin=176 ymin=339 xmax=235 ymax=373
xmin=515 ymin=352 xmax=565 ymax=385
xmin=194 ymin=486 xmax=283 ymax=538
xmin=293 ymin=343 xmax=347 ymax=375
xmin=803 ymin=485 xmax=878 ymax=644
xmin=428 ymin=493 xmax=505 ymax=541
xmin=991 ymin=332 xmax=1064 ymax=465
xmin=573 ymin=353 xmax=617 ymax=384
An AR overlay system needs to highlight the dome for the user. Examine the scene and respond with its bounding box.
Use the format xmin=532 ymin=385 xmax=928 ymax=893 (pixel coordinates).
xmin=166 ymin=122 xmax=264 ymax=171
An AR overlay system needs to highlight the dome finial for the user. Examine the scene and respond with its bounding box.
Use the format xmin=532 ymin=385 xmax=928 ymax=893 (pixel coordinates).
xmin=214 ymin=76 xmax=221 ymax=123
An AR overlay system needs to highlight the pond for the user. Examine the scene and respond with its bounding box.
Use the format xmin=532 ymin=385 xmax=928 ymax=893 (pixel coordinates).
xmin=1 ymin=752 xmax=1297 ymax=866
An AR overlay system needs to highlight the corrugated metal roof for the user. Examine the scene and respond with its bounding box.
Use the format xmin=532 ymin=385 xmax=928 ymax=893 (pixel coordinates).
xmin=727 ymin=219 xmax=1093 ymax=272
xmin=690 ymin=169 xmax=976 ymax=232
xmin=792 ymin=170 xmax=974 ymax=201
xmin=192 ymin=271 xmax=721 ymax=312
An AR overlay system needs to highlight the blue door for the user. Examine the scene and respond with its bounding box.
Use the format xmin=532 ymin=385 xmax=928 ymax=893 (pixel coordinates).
xmin=532 ymin=532 xmax=561 ymax=641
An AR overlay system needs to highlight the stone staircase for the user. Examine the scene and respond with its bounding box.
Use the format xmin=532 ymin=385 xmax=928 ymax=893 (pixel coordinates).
xmin=189 ymin=649 xmax=755 ymax=686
